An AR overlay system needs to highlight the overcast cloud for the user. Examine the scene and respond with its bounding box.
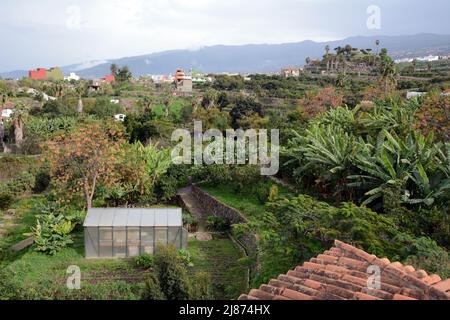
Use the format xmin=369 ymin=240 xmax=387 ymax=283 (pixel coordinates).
xmin=0 ymin=0 xmax=449 ymax=71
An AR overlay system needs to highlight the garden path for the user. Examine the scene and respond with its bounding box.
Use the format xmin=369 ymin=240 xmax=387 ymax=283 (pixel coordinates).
xmin=177 ymin=186 xmax=212 ymax=241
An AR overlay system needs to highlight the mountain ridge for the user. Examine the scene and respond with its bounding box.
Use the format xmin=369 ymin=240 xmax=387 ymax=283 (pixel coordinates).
xmin=2 ymin=33 xmax=450 ymax=79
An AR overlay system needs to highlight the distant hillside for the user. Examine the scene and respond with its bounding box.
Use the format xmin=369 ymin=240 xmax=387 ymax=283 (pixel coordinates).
xmin=2 ymin=34 xmax=450 ymax=79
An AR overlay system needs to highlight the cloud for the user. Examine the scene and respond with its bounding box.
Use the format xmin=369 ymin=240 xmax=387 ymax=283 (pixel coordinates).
xmin=0 ymin=0 xmax=449 ymax=71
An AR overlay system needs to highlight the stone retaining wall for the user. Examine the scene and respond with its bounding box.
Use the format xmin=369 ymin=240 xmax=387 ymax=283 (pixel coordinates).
xmin=189 ymin=185 xmax=260 ymax=275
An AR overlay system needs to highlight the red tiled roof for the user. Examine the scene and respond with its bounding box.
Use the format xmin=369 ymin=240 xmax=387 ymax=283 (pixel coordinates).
xmin=239 ymin=240 xmax=450 ymax=300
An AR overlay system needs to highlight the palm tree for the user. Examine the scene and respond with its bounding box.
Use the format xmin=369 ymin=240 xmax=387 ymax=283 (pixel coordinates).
xmin=375 ymin=40 xmax=380 ymax=55
xmin=110 ymin=64 xmax=118 ymax=76
xmin=325 ymin=45 xmax=330 ymax=56
xmin=75 ymin=81 xmax=87 ymax=114
xmin=379 ymin=58 xmax=398 ymax=93
xmin=412 ymin=59 xmax=417 ymax=72
xmin=11 ymin=103 xmax=27 ymax=150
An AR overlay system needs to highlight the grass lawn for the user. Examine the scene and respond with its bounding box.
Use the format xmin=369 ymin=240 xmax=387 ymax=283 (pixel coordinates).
xmin=0 ymin=196 xmax=46 ymax=257
xmin=200 ymin=182 xmax=292 ymax=221
xmin=198 ymin=182 xmax=299 ymax=287
xmin=152 ymin=98 xmax=187 ymax=119
xmin=188 ymin=237 xmax=248 ymax=300
xmin=1 ymin=229 xmax=147 ymax=300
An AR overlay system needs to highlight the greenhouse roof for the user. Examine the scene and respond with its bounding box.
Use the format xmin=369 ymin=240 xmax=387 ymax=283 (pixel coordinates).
xmin=83 ymin=208 xmax=182 ymax=227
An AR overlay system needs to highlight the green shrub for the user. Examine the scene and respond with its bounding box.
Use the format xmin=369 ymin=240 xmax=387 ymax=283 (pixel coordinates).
xmin=154 ymin=245 xmax=191 ymax=300
xmin=134 ymin=253 xmax=154 ymax=269
xmin=31 ymin=204 xmax=82 ymax=255
xmin=33 ymin=171 xmax=51 ymax=193
xmin=256 ymin=183 xmax=270 ymax=204
xmin=189 ymin=272 xmax=213 ymax=300
xmin=0 ymin=192 xmax=14 ymax=210
xmin=206 ymin=216 xmax=231 ymax=232
xmin=177 ymin=249 xmax=194 ymax=268
xmin=268 ymin=185 xmax=279 ymax=202
xmin=182 ymin=212 xmax=198 ymax=232
xmin=394 ymin=234 xmax=450 ymax=279
xmin=32 ymin=213 xmax=75 ymax=255
xmin=142 ymin=274 xmax=165 ymax=300
xmin=5 ymin=172 xmax=35 ymax=196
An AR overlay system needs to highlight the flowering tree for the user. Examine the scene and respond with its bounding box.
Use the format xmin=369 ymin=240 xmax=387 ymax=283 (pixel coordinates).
xmin=414 ymin=92 xmax=450 ymax=142
xmin=44 ymin=122 xmax=124 ymax=208
xmin=298 ymin=87 xmax=343 ymax=119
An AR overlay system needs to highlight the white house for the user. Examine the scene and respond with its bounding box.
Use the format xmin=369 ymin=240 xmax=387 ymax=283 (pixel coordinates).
xmin=114 ymin=114 xmax=126 ymax=122
xmin=406 ymin=91 xmax=427 ymax=99
xmin=1 ymin=109 xmax=14 ymax=119
xmin=64 ymin=72 xmax=81 ymax=81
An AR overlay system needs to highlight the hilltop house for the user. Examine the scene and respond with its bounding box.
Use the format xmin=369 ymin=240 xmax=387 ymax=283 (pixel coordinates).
xmin=88 ymin=74 xmax=115 ymax=90
xmin=102 ymin=74 xmax=115 ymax=83
xmin=29 ymin=68 xmax=47 ymax=80
xmin=174 ymin=69 xmax=193 ymax=96
xmin=29 ymin=67 xmax=64 ymax=81
xmin=281 ymin=67 xmax=301 ymax=78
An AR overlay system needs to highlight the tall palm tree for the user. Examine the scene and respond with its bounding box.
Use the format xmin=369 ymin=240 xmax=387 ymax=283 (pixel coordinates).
xmin=375 ymin=39 xmax=380 ymax=55
xmin=75 ymin=80 xmax=88 ymax=114
xmin=11 ymin=103 xmax=27 ymax=150
xmin=110 ymin=64 xmax=118 ymax=76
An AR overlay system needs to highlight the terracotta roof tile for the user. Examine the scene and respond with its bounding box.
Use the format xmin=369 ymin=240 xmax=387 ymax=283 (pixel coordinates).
xmin=239 ymin=240 xmax=450 ymax=300
xmin=432 ymin=278 xmax=450 ymax=292
xmin=393 ymin=294 xmax=417 ymax=300
xmin=281 ymin=288 xmax=314 ymax=300
xmin=423 ymin=274 xmax=442 ymax=285
xmin=354 ymin=292 xmax=382 ymax=300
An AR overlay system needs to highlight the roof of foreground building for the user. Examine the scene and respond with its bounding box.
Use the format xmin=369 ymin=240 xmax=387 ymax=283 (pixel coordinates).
xmin=239 ymin=240 xmax=450 ymax=300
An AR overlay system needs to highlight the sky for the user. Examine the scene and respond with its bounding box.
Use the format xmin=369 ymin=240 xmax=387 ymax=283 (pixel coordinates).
xmin=0 ymin=0 xmax=449 ymax=72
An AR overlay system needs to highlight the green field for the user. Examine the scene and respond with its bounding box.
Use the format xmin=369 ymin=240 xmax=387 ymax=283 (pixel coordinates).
xmin=188 ymin=237 xmax=248 ymax=300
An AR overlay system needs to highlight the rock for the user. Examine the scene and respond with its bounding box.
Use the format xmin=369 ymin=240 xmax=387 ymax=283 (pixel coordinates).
xmin=195 ymin=232 xmax=213 ymax=241
xmin=6 ymin=209 xmax=16 ymax=215
xmin=10 ymin=236 xmax=34 ymax=252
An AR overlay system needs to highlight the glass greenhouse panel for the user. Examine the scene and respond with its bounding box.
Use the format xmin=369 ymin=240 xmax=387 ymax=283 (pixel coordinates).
xmin=141 ymin=227 xmax=154 ymax=254
xmin=99 ymin=227 xmax=113 ymax=257
xmin=113 ymin=227 xmax=127 ymax=258
xmin=155 ymin=227 xmax=168 ymax=246
xmin=85 ymin=227 xmax=99 ymax=258
xmin=127 ymin=227 xmax=140 ymax=257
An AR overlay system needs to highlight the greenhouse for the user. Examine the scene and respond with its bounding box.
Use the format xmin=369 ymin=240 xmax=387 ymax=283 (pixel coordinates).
xmin=83 ymin=208 xmax=188 ymax=259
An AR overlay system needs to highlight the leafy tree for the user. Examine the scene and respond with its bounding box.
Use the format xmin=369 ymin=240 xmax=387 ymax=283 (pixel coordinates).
xmin=88 ymin=97 xmax=124 ymax=118
xmin=112 ymin=142 xmax=172 ymax=205
xmin=115 ymin=65 xmax=132 ymax=82
xmin=44 ymin=122 xmax=124 ymax=208
xmin=193 ymin=107 xmax=230 ymax=131
xmin=213 ymin=75 xmax=244 ymax=91
xmin=229 ymin=95 xmax=264 ymax=129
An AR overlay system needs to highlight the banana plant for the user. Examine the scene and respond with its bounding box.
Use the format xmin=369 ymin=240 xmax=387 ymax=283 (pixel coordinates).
xmin=348 ymin=129 xmax=449 ymax=206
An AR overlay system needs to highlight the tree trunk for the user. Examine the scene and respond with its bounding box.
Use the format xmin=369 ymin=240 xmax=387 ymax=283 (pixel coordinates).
xmin=0 ymin=120 xmax=4 ymax=142
xmin=13 ymin=116 xmax=23 ymax=148
xmin=77 ymin=97 xmax=83 ymax=113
